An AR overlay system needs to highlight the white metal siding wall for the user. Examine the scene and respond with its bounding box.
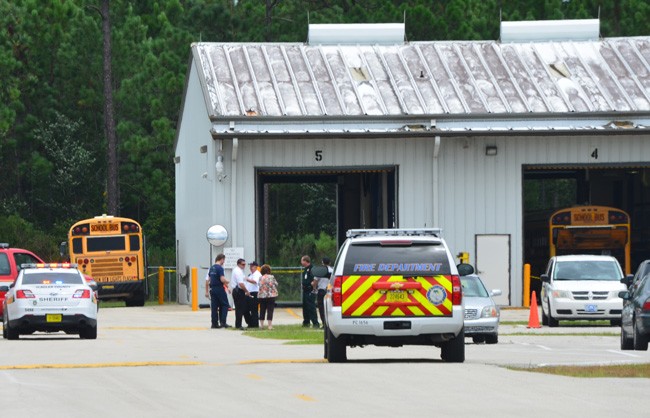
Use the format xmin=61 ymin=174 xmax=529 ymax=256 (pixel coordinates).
xmin=224 ymin=137 xmax=437 ymax=261
xmin=438 ymin=134 xmax=650 ymax=306
xmin=175 ymin=61 xmax=217 ymax=304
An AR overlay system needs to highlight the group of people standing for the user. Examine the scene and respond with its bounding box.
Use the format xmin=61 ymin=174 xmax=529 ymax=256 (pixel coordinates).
xmin=205 ymin=256 xmax=278 ymax=330
xmin=205 ymin=253 xmax=332 ymax=330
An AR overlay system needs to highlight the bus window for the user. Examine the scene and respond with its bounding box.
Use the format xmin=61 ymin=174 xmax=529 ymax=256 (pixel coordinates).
xmin=86 ymin=236 xmax=126 ymax=252
xmin=129 ymin=235 xmax=140 ymax=251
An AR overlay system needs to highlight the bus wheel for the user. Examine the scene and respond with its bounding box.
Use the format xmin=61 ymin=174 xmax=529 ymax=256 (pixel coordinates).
xmin=126 ymin=295 xmax=145 ymax=307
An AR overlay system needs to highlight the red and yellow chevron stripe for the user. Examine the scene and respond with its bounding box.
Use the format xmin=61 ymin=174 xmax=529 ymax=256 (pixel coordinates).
xmin=341 ymin=275 xmax=453 ymax=317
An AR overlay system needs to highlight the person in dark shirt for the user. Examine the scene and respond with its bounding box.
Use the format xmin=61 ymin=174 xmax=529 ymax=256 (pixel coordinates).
xmin=205 ymin=254 xmax=230 ymax=328
xmin=301 ymin=255 xmax=320 ymax=328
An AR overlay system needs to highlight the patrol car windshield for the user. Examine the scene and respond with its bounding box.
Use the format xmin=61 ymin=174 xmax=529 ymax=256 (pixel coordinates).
xmin=22 ymin=272 xmax=84 ymax=285
xmin=553 ymin=260 xmax=621 ymax=281
xmin=343 ymin=243 xmax=451 ymax=275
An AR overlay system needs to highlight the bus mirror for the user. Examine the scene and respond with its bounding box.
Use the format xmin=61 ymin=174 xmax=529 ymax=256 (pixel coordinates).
xmin=621 ymin=274 xmax=633 ymax=287
xmin=540 ymin=274 xmax=549 ymax=283
xmin=59 ymin=241 xmax=68 ymax=259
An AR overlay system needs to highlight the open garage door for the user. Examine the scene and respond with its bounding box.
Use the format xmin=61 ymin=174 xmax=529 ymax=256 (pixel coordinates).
xmin=523 ymin=165 xmax=650 ymax=293
xmin=256 ymin=167 xmax=397 ymax=261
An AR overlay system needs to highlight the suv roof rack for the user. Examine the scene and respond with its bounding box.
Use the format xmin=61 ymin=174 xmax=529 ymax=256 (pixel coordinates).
xmin=346 ymin=228 xmax=442 ymax=238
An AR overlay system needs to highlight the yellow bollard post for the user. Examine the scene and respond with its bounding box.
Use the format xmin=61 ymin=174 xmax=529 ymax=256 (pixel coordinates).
xmin=191 ymin=267 xmax=198 ymax=311
xmin=523 ymin=263 xmax=531 ymax=308
xmin=158 ymin=266 xmax=164 ymax=305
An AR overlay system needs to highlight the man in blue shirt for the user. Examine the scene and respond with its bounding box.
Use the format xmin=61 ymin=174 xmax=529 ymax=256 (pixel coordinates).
xmin=205 ymin=254 xmax=230 ymax=328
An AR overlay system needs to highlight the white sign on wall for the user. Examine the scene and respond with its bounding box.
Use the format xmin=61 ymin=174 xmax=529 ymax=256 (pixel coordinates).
xmin=223 ymin=247 xmax=244 ymax=269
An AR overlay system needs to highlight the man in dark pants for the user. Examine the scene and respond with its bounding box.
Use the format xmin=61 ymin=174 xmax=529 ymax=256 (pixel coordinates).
xmin=301 ymin=255 xmax=320 ymax=328
xmin=232 ymin=258 xmax=252 ymax=329
xmin=315 ymin=257 xmax=332 ymax=327
xmin=246 ymin=261 xmax=261 ymax=328
xmin=205 ymin=254 xmax=230 ymax=328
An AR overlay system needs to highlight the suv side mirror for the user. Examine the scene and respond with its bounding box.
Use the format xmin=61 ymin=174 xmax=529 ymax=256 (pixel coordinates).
xmin=456 ymin=263 xmax=474 ymax=276
xmin=540 ymin=274 xmax=550 ymax=283
xmin=618 ymin=290 xmax=630 ymax=300
xmin=0 ymin=285 xmax=9 ymax=292
xmin=621 ymin=274 xmax=634 ymax=287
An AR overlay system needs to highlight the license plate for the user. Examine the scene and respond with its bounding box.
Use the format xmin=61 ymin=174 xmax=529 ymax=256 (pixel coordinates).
xmin=46 ymin=314 xmax=62 ymax=323
xmin=585 ymin=304 xmax=597 ymax=313
xmin=386 ymin=290 xmax=408 ymax=303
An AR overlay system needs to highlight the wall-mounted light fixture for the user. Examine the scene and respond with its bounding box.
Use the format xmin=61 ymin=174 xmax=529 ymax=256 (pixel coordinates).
xmin=215 ymin=151 xmax=226 ymax=182
xmin=485 ymin=145 xmax=498 ymax=156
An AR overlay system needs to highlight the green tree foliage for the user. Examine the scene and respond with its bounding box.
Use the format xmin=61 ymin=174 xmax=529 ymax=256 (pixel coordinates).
xmin=1 ymin=0 xmax=648 ymax=262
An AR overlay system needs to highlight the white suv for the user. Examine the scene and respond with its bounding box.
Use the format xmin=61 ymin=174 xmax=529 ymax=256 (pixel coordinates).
xmin=540 ymin=254 xmax=626 ymax=327
xmin=323 ymin=229 xmax=464 ymax=362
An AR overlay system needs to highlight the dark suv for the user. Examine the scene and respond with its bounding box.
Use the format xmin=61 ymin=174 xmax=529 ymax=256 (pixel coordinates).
xmin=323 ymin=229 xmax=464 ymax=363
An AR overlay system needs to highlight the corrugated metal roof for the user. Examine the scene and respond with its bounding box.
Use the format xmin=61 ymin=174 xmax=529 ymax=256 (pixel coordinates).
xmin=192 ymin=36 xmax=650 ymax=134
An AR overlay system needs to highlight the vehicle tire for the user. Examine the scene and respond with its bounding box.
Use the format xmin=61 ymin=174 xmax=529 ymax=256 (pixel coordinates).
xmin=2 ymin=323 xmax=6 ymax=339
xmin=541 ymin=308 xmax=549 ymax=326
xmin=323 ymin=325 xmax=328 ymax=359
xmin=441 ymin=328 xmax=465 ymax=363
xmin=620 ymin=324 xmax=634 ymax=350
xmin=485 ymin=334 xmax=498 ymax=344
xmin=125 ymin=294 xmax=146 ymax=307
xmin=547 ymin=310 xmax=559 ymax=328
xmin=80 ymin=325 xmax=97 ymax=340
xmin=472 ymin=335 xmax=485 ymax=344
xmin=6 ymin=324 xmax=19 ymax=340
xmin=633 ymin=319 xmax=649 ymax=351
xmin=325 ymin=326 xmax=346 ymax=363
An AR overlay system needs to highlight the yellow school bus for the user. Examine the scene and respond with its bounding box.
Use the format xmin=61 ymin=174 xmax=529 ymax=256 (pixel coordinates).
xmin=549 ymin=205 xmax=631 ymax=275
xmin=67 ymin=215 xmax=147 ymax=306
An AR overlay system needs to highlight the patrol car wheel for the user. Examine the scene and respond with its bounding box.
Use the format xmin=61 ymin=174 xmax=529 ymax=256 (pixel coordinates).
xmin=325 ymin=326 xmax=346 ymax=363
xmin=6 ymin=324 xmax=19 ymax=340
xmin=80 ymin=325 xmax=97 ymax=340
xmin=440 ymin=328 xmax=465 ymax=363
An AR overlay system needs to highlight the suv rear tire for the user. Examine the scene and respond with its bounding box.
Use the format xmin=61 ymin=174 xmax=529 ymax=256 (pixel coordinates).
xmin=440 ymin=328 xmax=465 ymax=362
xmin=325 ymin=326 xmax=346 ymax=363
xmin=633 ymin=320 xmax=648 ymax=351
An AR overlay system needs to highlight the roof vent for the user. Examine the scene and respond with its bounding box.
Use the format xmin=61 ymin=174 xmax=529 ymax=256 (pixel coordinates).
xmin=500 ymin=19 xmax=599 ymax=43
xmin=309 ymin=23 xmax=405 ymax=45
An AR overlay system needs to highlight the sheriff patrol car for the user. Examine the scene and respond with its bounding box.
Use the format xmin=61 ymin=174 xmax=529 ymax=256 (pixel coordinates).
xmin=323 ymin=229 xmax=465 ymax=362
xmin=3 ymin=263 xmax=98 ymax=339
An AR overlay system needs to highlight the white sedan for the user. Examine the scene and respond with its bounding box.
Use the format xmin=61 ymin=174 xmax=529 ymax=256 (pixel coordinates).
xmin=3 ymin=263 xmax=98 ymax=339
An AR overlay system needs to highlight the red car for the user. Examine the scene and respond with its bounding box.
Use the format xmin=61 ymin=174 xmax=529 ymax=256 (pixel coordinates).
xmin=0 ymin=243 xmax=45 ymax=319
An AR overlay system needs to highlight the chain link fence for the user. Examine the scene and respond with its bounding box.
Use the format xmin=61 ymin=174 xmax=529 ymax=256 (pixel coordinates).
xmin=146 ymin=266 xmax=304 ymax=305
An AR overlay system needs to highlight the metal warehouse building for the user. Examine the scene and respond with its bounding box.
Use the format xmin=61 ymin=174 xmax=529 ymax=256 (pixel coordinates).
xmin=174 ymin=20 xmax=650 ymax=306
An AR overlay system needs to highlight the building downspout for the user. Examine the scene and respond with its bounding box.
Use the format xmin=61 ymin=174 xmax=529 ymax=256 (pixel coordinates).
xmin=433 ymin=134 xmax=441 ymax=228
xmin=230 ymin=138 xmax=239 ymax=246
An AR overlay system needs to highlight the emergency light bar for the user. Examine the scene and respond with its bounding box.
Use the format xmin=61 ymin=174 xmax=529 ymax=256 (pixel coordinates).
xmin=21 ymin=263 xmax=79 ymax=269
xmin=346 ymin=228 xmax=442 ymax=238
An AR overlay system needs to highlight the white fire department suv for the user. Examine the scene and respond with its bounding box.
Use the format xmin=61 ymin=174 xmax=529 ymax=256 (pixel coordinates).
xmin=323 ymin=229 xmax=465 ymax=362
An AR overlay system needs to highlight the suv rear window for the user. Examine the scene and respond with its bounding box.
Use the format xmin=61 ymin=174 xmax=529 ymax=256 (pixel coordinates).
xmin=22 ymin=271 xmax=84 ymax=285
xmin=342 ymin=242 xmax=451 ymax=275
